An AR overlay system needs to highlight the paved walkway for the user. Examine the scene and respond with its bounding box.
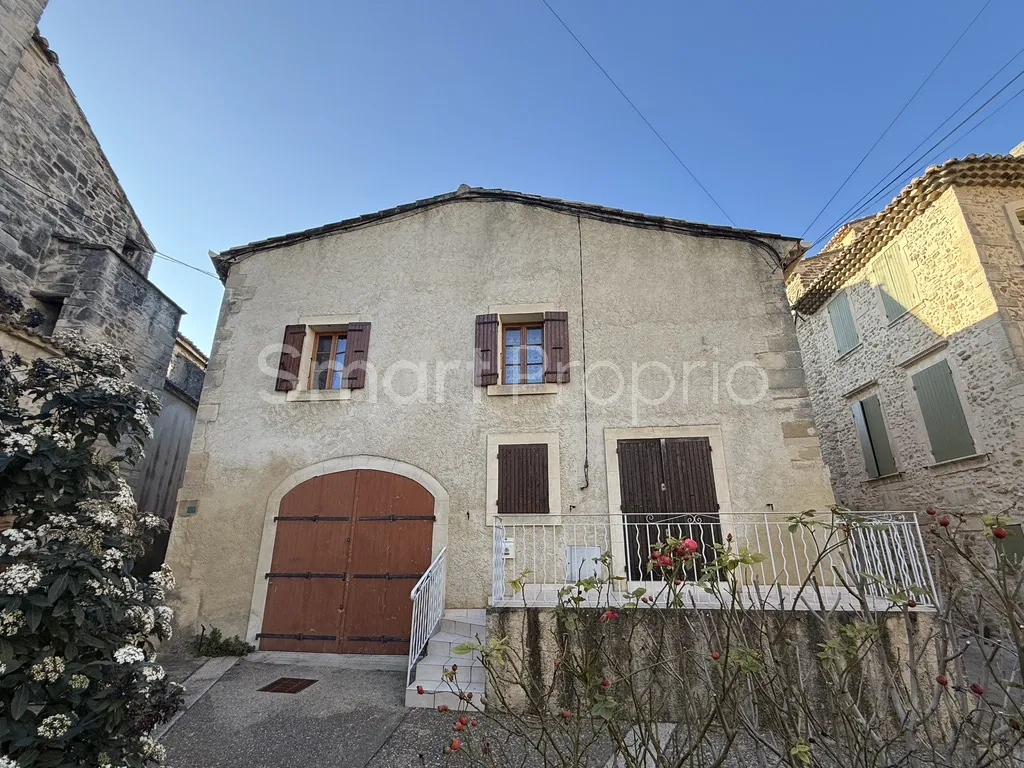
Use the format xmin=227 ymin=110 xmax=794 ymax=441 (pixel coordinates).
xmin=160 ymin=659 xmax=465 ymax=768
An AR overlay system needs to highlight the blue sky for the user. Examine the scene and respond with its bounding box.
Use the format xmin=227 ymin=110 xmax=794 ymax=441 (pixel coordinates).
xmin=39 ymin=0 xmax=1024 ymax=353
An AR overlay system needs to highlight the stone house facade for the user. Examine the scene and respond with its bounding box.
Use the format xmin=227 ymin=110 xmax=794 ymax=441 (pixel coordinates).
xmin=786 ymin=148 xmax=1024 ymax=529
xmin=157 ymin=185 xmax=914 ymax=704
xmin=1 ymin=1 xmax=192 ymax=543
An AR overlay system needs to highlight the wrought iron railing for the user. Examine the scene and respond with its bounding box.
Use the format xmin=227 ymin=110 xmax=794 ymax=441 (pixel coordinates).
xmin=491 ymin=511 xmax=938 ymax=609
xmin=408 ymin=546 xmax=446 ymax=685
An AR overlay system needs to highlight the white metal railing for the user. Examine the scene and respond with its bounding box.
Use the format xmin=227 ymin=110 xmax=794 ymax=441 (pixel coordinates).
xmin=491 ymin=511 xmax=938 ymax=609
xmin=408 ymin=546 xmax=447 ymax=684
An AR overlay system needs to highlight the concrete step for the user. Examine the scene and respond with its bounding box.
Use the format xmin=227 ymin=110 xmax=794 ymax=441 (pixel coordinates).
xmin=414 ymin=654 xmax=486 ymax=685
xmin=405 ymin=677 xmax=485 ymax=710
xmin=427 ymin=632 xmax=483 ymax=660
xmin=439 ymin=617 xmax=487 ymax=639
xmin=442 ymin=608 xmax=487 ymax=623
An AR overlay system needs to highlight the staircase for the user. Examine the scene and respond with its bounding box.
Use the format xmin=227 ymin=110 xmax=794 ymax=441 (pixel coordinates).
xmin=405 ymin=609 xmax=487 ymax=709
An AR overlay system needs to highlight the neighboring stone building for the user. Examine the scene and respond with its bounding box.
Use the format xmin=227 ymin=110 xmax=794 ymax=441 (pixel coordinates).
xmin=0 ymin=1 xmax=194 ymax=552
xmin=134 ymin=335 xmax=207 ymax=576
xmin=163 ymin=185 xmax=949 ymax=707
xmin=787 ymin=147 xmax=1024 ymax=526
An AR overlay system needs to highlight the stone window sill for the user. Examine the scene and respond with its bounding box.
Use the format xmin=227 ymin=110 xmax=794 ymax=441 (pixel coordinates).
xmin=286 ymin=388 xmax=352 ymax=403
xmin=487 ymin=383 xmax=558 ymax=397
xmin=864 ymin=471 xmax=903 ymax=485
xmin=836 ymin=343 xmax=862 ymax=363
xmin=926 ymin=453 xmax=989 ymax=475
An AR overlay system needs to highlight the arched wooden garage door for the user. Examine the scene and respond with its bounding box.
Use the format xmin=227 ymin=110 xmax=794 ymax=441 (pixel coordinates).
xmin=258 ymin=469 xmax=434 ymax=654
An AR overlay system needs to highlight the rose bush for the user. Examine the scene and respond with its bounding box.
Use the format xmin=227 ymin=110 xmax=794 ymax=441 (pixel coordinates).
xmin=0 ymin=292 xmax=181 ymax=767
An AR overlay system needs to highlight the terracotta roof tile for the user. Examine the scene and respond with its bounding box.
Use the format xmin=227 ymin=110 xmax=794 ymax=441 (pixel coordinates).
xmin=789 ymin=154 xmax=1024 ymax=314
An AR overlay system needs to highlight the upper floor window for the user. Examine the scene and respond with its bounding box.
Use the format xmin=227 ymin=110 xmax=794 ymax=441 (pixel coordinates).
xmin=312 ymin=332 xmax=347 ymax=390
xmin=872 ymin=243 xmax=919 ymax=322
xmin=497 ymin=443 xmax=550 ymax=514
xmin=474 ymin=310 xmax=570 ymax=389
xmin=1016 ymin=209 xmax=1024 ymax=229
xmin=273 ymin=321 xmax=371 ymax=394
xmin=503 ymin=323 xmax=544 ymax=384
xmin=826 ymin=291 xmax=859 ymax=356
xmin=911 ymin=359 xmax=976 ymax=463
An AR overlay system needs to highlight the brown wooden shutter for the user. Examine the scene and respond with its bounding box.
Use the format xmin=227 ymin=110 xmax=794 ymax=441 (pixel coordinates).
xmin=662 ymin=438 xmax=719 ymax=516
xmin=474 ymin=314 xmax=499 ymax=386
xmin=497 ymin=443 xmax=549 ymax=514
xmin=344 ymin=322 xmax=371 ymax=389
xmin=543 ymin=311 xmax=570 ymax=383
xmin=616 ymin=439 xmax=666 ymax=515
xmin=275 ymin=325 xmax=306 ymax=392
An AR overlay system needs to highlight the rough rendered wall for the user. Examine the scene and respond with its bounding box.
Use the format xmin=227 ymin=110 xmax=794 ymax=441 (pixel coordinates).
xmin=795 ymin=187 xmax=1024 ymax=517
xmin=166 ymin=199 xmax=835 ymax=639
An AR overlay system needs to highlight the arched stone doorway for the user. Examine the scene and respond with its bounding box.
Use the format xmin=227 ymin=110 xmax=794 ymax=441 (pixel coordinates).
xmin=256 ymin=468 xmax=435 ymax=655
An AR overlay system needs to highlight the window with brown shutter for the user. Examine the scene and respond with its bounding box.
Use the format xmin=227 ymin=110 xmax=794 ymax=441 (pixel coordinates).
xmin=497 ymin=443 xmax=549 ymax=514
xmin=474 ymin=314 xmax=499 ymax=386
xmin=275 ymin=325 xmax=306 ymax=392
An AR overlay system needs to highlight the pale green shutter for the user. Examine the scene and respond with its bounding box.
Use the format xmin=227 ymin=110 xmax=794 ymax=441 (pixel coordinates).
xmin=861 ymin=395 xmax=897 ymax=476
xmin=873 ymin=244 xmax=919 ymax=321
xmin=851 ymin=402 xmax=879 ymax=478
xmin=912 ymin=360 xmax=975 ymax=462
xmin=827 ymin=292 xmax=859 ymax=355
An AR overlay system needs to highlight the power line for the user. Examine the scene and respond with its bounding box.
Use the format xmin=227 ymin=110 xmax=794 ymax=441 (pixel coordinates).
xmin=830 ymin=78 xmax=1024 ymax=234
xmin=538 ymin=0 xmax=735 ymax=226
xmin=0 ymin=165 xmax=220 ymax=281
xmin=153 ymin=251 xmax=220 ymax=280
xmin=801 ymin=0 xmax=993 ymax=239
xmin=811 ymin=60 xmax=1024 ymax=247
xmin=812 ymin=43 xmax=1024 ymax=246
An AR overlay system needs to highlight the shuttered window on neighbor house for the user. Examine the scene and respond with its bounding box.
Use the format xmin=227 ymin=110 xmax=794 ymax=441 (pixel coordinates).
xmin=912 ymin=360 xmax=976 ymax=463
xmin=274 ymin=322 xmax=371 ymax=392
xmin=850 ymin=395 xmax=897 ymax=478
xmin=827 ymin=291 xmax=859 ymax=356
xmin=872 ymin=243 xmax=919 ymax=322
xmin=497 ymin=443 xmax=549 ymax=514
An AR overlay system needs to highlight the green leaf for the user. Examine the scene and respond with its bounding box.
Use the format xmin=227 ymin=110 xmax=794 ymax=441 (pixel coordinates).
xmin=48 ymin=573 xmax=70 ymax=602
xmin=11 ymin=684 xmax=30 ymax=719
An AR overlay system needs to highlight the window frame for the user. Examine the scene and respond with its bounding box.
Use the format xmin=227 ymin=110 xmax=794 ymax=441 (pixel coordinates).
xmin=872 ymin=242 xmax=920 ymax=323
xmin=906 ymin=355 xmax=978 ymax=465
xmin=1004 ymin=200 xmax=1024 ymax=264
xmin=849 ymin=392 xmax=898 ymax=480
xmin=501 ymin=322 xmax=544 ymax=386
xmin=309 ymin=330 xmax=349 ymax=391
xmin=826 ymin=289 xmax=860 ymax=358
xmin=485 ymin=432 xmax=561 ymax=524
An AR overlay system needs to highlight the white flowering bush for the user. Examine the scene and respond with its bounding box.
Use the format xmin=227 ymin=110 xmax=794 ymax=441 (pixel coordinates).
xmin=0 ymin=291 xmax=182 ymax=767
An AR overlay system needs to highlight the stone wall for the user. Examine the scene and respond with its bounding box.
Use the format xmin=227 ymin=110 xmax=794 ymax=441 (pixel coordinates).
xmin=793 ymin=186 xmax=1024 ymax=518
xmin=0 ymin=3 xmax=185 ymax=500
xmin=165 ymin=197 xmax=836 ymax=640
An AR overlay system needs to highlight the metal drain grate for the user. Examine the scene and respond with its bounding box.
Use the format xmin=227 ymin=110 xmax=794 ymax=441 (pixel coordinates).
xmin=258 ymin=677 xmax=318 ymax=694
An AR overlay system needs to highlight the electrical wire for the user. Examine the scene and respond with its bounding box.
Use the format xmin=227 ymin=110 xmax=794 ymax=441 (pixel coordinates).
xmin=538 ymin=0 xmax=735 ymax=226
xmin=812 ymin=43 xmax=1024 ymax=247
xmin=831 ymin=79 xmax=1024 ymax=232
xmin=801 ymin=0 xmax=993 ymax=239
xmin=0 ymin=165 xmax=220 ymax=281
xmin=812 ymin=42 xmax=1024 ymax=247
xmin=811 ymin=62 xmax=1024 ymax=247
